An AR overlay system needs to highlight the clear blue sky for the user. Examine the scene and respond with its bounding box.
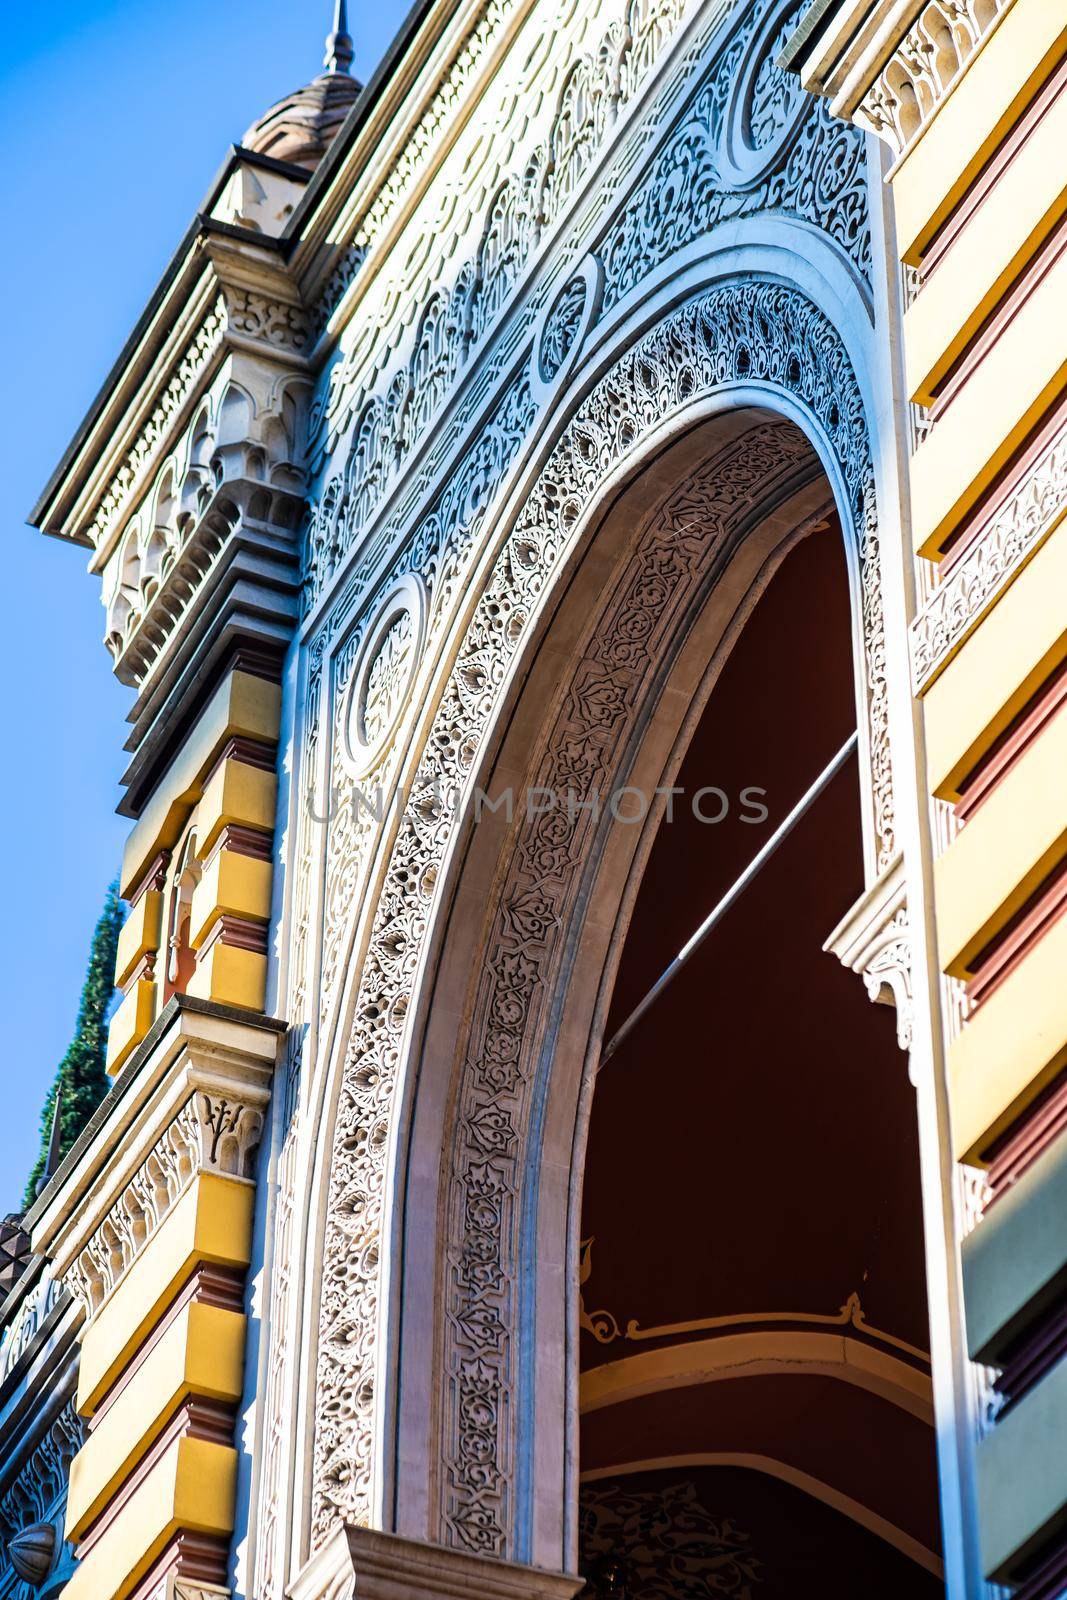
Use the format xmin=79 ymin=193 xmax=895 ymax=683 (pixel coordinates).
xmin=1 ymin=0 xmax=407 ymax=1213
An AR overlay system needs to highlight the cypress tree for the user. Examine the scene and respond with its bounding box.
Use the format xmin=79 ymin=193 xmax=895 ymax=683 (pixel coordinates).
xmin=24 ymin=881 xmax=126 ymax=1206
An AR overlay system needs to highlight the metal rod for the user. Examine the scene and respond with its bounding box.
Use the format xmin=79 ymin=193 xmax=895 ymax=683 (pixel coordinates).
xmin=599 ymin=729 xmax=859 ymax=1066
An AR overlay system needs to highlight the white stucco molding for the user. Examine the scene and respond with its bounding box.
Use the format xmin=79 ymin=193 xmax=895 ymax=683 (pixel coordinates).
xmin=825 ymin=849 xmax=913 ymax=1054
xmin=783 ymin=0 xmax=1014 ymax=159
xmin=290 ymin=1527 xmax=583 ymax=1600
xmin=26 ymin=997 xmax=283 ymax=1324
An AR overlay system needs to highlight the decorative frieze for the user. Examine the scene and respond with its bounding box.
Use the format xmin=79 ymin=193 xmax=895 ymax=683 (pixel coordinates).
xmin=910 ymin=417 xmax=1067 ymax=693
xmin=65 ymin=1086 xmax=265 ymax=1321
xmin=85 ymin=298 xmax=227 ymax=558
xmin=785 ymin=0 xmax=1012 ymax=160
xmin=28 ymin=1002 xmax=280 ymax=1330
xmin=852 ymin=0 xmax=1012 ymax=158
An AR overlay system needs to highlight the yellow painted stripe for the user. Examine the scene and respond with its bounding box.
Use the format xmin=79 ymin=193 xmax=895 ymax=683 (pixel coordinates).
xmin=189 ymin=850 xmax=273 ymax=951
xmin=67 ymin=1301 xmax=245 ymax=1541
xmin=935 ymin=701 xmax=1067 ymax=978
xmin=120 ymin=669 xmax=280 ymax=900
xmin=196 ymin=757 xmax=276 ymax=860
xmin=105 ymin=978 xmax=156 ymax=1077
xmin=950 ymin=913 xmax=1067 ymax=1163
xmin=910 ymin=239 xmax=1067 ymax=559
xmin=114 ymin=890 xmax=163 ymax=992
xmin=186 ymin=941 xmax=268 ymax=1012
xmin=924 ymin=516 xmax=1067 ymax=799
xmin=63 ymin=1435 xmax=236 ymax=1600
xmin=892 ymin=0 xmax=1067 ymax=264
xmin=77 ymin=1173 xmax=253 ymax=1416
xmin=904 ymin=86 xmax=1067 ymax=406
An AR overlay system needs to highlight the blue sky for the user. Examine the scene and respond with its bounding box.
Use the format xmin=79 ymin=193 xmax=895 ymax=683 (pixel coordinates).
xmin=1 ymin=0 xmax=408 ymax=1212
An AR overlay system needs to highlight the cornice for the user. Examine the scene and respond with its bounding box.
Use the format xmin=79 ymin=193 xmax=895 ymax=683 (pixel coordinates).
xmin=782 ymin=0 xmax=1014 ymax=157
xmin=30 ymin=226 xmax=307 ymax=573
xmin=25 ymin=997 xmax=283 ymax=1267
xmin=29 ymin=0 xmax=532 ymax=575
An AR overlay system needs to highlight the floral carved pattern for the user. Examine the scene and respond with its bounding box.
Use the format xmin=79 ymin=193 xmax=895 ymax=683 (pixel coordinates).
xmin=312 ymin=278 xmax=893 ymax=1549
xmin=910 ymin=417 xmax=1067 ymax=693
xmin=538 ymin=276 xmax=589 ymax=384
xmin=855 ymin=0 xmax=1011 ymax=157
xmin=578 ymin=1481 xmax=761 ymax=1598
xmin=303 ymin=0 xmax=871 ymax=611
xmin=361 ymin=611 xmax=414 ymax=750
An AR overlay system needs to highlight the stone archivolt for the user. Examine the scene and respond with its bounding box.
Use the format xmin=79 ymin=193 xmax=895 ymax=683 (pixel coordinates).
xmin=20 ymin=0 xmax=918 ymax=1592
xmin=296 ymin=0 xmax=873 ymax=1057
xmin=310 ymin=270 xmax=893 ymax=1548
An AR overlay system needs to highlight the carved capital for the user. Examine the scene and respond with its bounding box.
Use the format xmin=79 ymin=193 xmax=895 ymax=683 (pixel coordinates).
xmin=290 ymin=1527 xmax=583 ymax=1600
xmin=825 ymin=854 xmax=913 ymax=1052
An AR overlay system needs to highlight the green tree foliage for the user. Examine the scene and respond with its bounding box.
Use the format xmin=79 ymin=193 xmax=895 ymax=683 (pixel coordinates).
xmin=24 ymin=882 xmax=126 ymax=1207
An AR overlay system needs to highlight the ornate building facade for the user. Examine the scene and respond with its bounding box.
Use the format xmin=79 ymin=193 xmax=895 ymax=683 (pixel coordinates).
xmin=4 ymin=0 xmax=1065 ymax=1595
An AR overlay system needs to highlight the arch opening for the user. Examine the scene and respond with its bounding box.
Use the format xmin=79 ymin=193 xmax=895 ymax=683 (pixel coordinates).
xmin=381 ymin=386 xmax=936 ymax=1588
xmin=575 ymin=526 xmax=942 ymax=1595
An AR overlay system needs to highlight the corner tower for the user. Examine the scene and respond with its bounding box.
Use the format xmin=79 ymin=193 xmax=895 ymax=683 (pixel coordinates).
xmin=19 ymin=14 xmax=358 ymax=1599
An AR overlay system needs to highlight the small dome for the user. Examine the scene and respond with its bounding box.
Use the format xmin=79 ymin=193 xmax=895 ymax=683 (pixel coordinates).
xmin=242 ymin=4 xmax=360 ymax=173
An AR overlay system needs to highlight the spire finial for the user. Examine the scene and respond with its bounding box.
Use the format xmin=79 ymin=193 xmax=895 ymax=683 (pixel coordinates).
xmin=35 ymin=1086 xmax=64 ymax=1199
xmin=324 ymin=0 xmax=354 ymax=74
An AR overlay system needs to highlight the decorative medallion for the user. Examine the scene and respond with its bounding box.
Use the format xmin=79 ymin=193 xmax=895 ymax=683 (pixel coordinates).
xmin=341 ymin=574 xmax=428 ymax=778
xmin=531 ymin=255 xmax=604 ymax=403
xmin=717 ymin=0 xmax=809 ymax=188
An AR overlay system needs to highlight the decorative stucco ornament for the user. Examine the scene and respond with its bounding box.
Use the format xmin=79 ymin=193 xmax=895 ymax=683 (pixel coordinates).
xmin=7 ymin=1521 xmax=56 ymax=1586
xmin=340 ymin=574 xmax=428 ymax=778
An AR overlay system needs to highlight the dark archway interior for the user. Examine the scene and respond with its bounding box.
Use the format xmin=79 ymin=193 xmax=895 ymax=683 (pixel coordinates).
xmin=578 ymin=526 xmax=943 ymax=1597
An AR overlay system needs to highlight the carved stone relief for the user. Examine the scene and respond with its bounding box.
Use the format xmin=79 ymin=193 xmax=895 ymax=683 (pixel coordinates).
xmin=910 ymin=417 xmax=1067 ymax=693
xmin=824 ymin=854 xmax=913 ymax=1054
xmin=853 ymin=0 xmax=1012 ymax=158
xmin=340 ymin=576 xmax=428 ymax=780
xmin=310 ymin=271 xmax=893 ymax=1548
xmin=578 ymin=1480 xmax=761 ymax=1598
xmin=301 ymin=0 xmax=871 ymax=614
xmin=0 ymin=1405 xmax=82 ymax=1599
xmin=66 ymin=1089 xmax=265 ymax=1321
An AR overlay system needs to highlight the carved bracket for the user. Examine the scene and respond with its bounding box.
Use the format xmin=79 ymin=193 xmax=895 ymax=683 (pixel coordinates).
xmin=290 ymin=1527 xmax=583 ymax=1600
xmin=825 ymin=852 xmax=913 ymax=1053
